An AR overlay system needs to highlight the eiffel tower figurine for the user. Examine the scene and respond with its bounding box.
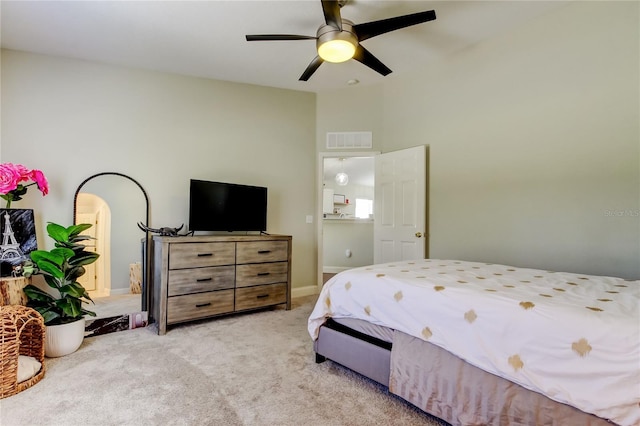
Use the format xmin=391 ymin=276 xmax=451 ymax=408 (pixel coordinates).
xmin=0 ymin=211 xmax=26 ymax=268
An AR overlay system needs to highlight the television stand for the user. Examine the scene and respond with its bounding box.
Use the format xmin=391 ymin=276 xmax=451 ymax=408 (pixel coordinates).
xmin=150 ymin=234 xmax=292 ymax=335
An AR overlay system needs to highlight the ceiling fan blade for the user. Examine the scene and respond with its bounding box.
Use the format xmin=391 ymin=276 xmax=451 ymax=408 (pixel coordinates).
xmin=299 ymin=56 xmax=324 ymax=81
xmin=245 ymin=34 xmax=316 ymax=41
xmin=321 ymin=0 xmax=342 ymax=30
xmin=352 ymin=45 xmax=392 ymax=76
xmin=353 ymin=10 xmax=436 ymax=42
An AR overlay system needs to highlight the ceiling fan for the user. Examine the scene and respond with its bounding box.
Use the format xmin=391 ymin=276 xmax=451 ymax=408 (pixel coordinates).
xmin=245 ymin=0 xmax=436 ymax=81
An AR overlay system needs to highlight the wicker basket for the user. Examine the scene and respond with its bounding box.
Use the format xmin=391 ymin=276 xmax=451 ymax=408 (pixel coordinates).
xmin=0 ymin=305 xmax=46 ymax=398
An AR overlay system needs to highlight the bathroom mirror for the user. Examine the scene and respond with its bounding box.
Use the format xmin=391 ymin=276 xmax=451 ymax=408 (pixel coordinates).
xmin=73 ymin=172 xmax=150 ymax=324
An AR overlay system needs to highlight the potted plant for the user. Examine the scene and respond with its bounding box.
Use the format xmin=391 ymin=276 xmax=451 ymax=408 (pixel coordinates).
xmin=23 ymin=222 xmax=99 ymax=357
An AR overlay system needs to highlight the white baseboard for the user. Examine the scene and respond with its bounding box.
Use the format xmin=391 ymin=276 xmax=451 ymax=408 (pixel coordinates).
xmin=323 ymin=266 xmax=350 ymax=274
xmin=292 ymin=285 xmax=319 ymax=298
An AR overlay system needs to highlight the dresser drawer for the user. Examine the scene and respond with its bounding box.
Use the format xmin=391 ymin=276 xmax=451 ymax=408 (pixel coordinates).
xmin=235 ymin=262 xmax=288 ymax=288
xmin=169 ymin=242 xmax=235 ymax=269
xmin=167 ymin=289 xmax=234 ymax=324
xmin=168 ymin=265 xmax=235 ymax=296
xmin=236 ymin=241 xmax=288 ymax=264
xmin=235 ymin=283 xmax=287 ymax=311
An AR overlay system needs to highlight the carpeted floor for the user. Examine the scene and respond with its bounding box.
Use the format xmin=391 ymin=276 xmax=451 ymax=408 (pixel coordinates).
xmin=1 ymin=296 xmax=448 ymax=426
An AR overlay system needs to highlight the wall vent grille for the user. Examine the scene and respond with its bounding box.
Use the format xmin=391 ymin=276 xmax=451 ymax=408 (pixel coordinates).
xmin=326 ymin=132 xmax=372 ymax=149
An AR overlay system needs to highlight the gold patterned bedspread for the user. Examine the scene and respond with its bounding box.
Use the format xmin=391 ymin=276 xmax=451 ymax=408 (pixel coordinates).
xmin=308 ymin=259 xmax=640 ymax=426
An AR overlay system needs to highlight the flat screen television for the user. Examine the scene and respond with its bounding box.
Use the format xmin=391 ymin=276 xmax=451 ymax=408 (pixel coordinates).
xmin=189 ymin=179 xmax=267 ymax=232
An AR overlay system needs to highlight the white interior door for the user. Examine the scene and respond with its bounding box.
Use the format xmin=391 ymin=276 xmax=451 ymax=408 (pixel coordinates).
xmin=374 ymin=145 xmax=428 ymax=264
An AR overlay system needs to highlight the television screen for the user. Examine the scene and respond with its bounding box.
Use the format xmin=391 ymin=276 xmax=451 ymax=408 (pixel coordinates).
xmin=189 ymin=179 xmax=267 ymax=232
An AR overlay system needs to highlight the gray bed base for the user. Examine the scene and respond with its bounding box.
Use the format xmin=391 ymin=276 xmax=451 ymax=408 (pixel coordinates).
xmin=314 ymin=319 xmax=391 ymax=387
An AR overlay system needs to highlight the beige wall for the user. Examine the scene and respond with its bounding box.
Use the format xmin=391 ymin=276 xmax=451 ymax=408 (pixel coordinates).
xmin=323 ymin=221 xmax=374 ymax=271
xmin=316 ymin=1 xmax=639 ymax=279
xmin=316 ymin=83 xmax=384 ymax=153
xmin=1 ymin=50 xmax=318 ymax=293
xmin=2 ymin=0 xmax=638 ymax=292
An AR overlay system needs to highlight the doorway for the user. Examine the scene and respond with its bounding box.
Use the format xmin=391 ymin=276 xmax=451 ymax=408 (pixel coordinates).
xmin=317 ymin=151 xmax=378 ymax=292
xmin=317 ymin=146 xmax=429 ymax=291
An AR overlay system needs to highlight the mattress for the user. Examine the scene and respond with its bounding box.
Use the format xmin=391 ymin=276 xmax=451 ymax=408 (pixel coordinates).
xmin=308 ymin=259 xmax=640 ymax=425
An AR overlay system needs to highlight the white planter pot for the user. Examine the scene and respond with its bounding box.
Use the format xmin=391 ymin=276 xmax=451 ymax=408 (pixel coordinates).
xmin=45 ymin=318 xmax=85 ymax=358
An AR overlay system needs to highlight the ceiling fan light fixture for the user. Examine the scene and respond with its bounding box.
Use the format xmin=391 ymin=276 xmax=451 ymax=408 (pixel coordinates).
xmin=316 ymin=21 xmax=357 ymax=63
xmin=318 ymin=39 xmax=356 ymax=63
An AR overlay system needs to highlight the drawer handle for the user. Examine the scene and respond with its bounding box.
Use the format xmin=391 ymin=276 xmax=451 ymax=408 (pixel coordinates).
xmin=196 ymin=277 xmax=213 ymax=282
xmin=256 ymin=294 xmax=269 ymax=299
xmin=195 ymin=302 xmax=212 ymax=308
xmin=257 ymin=250 xmax=271 ymax=254
xmin=257 ymin=272 xmax=270 ymax=276
xmin=197 ymin=253 xmax=213 ymax=257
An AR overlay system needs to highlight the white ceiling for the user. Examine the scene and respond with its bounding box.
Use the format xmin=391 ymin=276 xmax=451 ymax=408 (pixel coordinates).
xmin=0 ymin=0 xmax=567 ymax=93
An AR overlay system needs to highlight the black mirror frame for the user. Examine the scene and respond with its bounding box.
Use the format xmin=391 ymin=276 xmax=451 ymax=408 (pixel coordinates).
xmin=73 ymin=172 xmax=151 ymax=311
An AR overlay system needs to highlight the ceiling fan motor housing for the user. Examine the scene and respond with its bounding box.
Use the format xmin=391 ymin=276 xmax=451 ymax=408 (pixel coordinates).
xmin=316 ymin=20 xmax=358 ymax=63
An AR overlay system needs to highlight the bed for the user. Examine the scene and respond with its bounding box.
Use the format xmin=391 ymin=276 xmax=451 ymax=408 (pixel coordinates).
xmin=308 ymin=259 xmax=639 ymax=426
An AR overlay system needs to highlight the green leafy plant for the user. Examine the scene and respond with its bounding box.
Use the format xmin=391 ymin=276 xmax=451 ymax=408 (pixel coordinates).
xmin=23 ymin=222 xmax=99 ymax=325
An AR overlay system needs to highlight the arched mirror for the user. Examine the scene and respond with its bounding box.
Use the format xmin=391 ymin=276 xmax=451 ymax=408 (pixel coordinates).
xmin=73 ymin=172 xmax=150 ymax=328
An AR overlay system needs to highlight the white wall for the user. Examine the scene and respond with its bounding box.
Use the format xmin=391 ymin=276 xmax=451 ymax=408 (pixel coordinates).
xmin=1 ymin=50 xmax=318 ymax=292
xmin=316 ymin=1 xmax=639 ymax=279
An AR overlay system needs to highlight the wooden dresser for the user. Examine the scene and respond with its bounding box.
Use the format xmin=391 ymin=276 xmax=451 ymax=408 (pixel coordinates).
xmin=151 ymin=234 xmax=292 ymax=335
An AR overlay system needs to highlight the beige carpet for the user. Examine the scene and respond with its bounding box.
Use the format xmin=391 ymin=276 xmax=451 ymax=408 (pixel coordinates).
xmin=1 ymin=296 xmax=448 ymax=426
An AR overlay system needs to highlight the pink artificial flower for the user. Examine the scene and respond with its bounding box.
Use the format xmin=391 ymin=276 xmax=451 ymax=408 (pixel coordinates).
xmin=0 ymin=162 xmax=49 ymax=208
xmin=13 ymin=163 xmax=32 ymax=182
xmin=30 ymin=169 xmax=49 ymax=196
xmin=0 ymin=163 xmax=21 ymax=194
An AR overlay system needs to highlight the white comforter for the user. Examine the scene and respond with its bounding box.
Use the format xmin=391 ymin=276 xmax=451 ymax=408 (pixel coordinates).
xmin=308 ymin=259 xmax=640 ymax=426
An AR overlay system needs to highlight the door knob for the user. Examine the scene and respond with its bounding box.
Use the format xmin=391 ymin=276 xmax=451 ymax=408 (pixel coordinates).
xmin=415 ymin=232 xmax=422 ymax=238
